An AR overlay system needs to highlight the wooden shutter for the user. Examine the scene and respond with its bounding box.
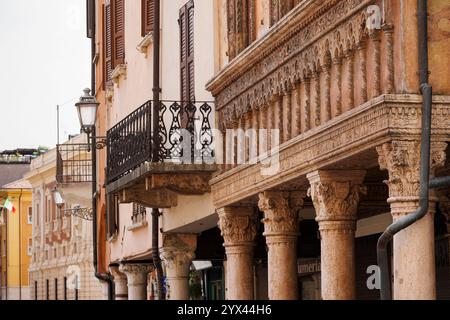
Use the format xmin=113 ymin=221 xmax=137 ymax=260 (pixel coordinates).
xmin=106 ymin=194 xmax=119 ymax=238
xmin=112 ymin=0 xmax=125 ymax=68
xmin=142 ymin=0 xmax=154 ymax=37
xmin=104 ymin=3 xmax=113 ymax=84
xmin=180 ymin=0 xmax=195 ymax=103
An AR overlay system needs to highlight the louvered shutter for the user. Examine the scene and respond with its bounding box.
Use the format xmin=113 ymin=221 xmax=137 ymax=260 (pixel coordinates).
xmin=112 ymin=0 xmax=125 ymax=68
xmin=104 ymin=2 xmax=113 ymax=84
xmin=142 ymin=0 xmax=154 ymax=36
xmin=180 ymin=0 xmax=195 ymax=103
xmin=106 ymin=194 xmax=119 ymax=238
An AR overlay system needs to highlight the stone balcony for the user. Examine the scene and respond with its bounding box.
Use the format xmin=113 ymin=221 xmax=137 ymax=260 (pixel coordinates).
xmin=105 ymin=100 xmax=217 ymax=206
xmin=205 ymin=0 xmax=450 ymax=207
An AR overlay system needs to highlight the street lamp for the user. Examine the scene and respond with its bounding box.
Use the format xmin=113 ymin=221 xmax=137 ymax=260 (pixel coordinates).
xmin=75 ymin=88 xmax=107 ymax=150
xmin=74 ymin=88 xmax=113 ymax=299
xmin=75 ymin=88 xmax=99 ymax=135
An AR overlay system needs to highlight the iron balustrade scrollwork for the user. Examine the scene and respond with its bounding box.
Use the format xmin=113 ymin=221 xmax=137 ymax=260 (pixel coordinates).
xmin=106 ymin=100 xmax=215 ymax=183
xmin=60 ymin=206 xmax=94 ymax=221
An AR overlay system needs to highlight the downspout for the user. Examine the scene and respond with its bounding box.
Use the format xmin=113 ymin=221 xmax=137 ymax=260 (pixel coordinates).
xmin=19 ymin=189 xmax=23 ymax=300
xmin=88 ymin=0 xmax=113 ymax=300
xmin=92 ymin=126 xmax=114 ymax=300
xmin=152 ymin=0 xmax=165 ymax=300
xmin=0 ymin=206 xmax=2 ymax=300
xmin=377 ymin=0 xmax=432 ymax=300
xmin=5 ymin=198 xmax=8 ymax=300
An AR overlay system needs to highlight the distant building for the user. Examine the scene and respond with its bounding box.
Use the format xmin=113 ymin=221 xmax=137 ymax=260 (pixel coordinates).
xmin=24 ymin=134 xmax=103 ymax=300
xmin=0 ymin=179 xmax=33 ymax=300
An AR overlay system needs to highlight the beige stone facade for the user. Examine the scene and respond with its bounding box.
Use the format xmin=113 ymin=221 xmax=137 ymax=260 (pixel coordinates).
xmin=25 ymin=135 xmax=103 ymax=300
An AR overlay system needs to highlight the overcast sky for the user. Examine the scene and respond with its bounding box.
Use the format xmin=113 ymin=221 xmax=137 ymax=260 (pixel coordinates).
xmin=0 ymin=0 xmax=91 ymax=150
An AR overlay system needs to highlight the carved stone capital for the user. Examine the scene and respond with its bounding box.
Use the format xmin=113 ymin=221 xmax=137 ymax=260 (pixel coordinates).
xmin=377 ymin=141 xmax=447 ymax=200
xmin=307 ymin=170 xmax=367 ymax=223
xmin=119 ymin=263 xmax=154 ymax=287
xmin=160 ymin=233 xmax=197 ymax=274
xmin=217 ymin=207 xmax=258 ymax=246
xmin=109 ymin=265 xmax=127 ymax=281
xmin=258 ymin=191 xmax=306 ymax=236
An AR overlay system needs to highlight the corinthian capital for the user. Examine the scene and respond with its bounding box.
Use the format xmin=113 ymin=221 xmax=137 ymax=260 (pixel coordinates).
xmin=160 ymin=233 xmax=197 ymax=272
xmin=307 ymin=170 xmax=366 ymax=222
xmin=258 ymin=191 xmax=306 ymax=235
xmin=217 ymin=207 xmax=258 ymax=246
xmin=377 ymin=141 xmax=447 ymax=199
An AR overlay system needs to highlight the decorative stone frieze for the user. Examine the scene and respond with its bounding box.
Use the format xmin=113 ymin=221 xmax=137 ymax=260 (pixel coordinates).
xmin=210 ymin=96 xmax=450 ymax=209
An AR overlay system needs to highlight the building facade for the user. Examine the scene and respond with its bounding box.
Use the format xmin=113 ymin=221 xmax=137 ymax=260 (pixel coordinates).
xmin=24 ymin=134 xmax=104 ymax=300
xmin=91 ymin=0 xmax=450 ymax=300
xmin=0 ymin=179 xmax=33 ymax=300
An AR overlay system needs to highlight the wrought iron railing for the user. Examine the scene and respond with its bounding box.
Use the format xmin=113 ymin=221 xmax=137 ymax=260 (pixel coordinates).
xmin=106 ymin=100 xmax=214 ymax=183
xmin=56 ymin=143 xmax=92 ymax=183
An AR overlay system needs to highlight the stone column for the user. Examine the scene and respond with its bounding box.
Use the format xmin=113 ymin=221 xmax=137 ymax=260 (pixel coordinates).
xmin=217 ymin=207 xmax=258 ymax=300
xmin=160 ymin=233 xmax=197 ymax=300
xmin=377 ymin=140 xmax=447 ymax=300
xmin=307 ymin=170 xmax=367 ymax=300
xmin=258 ymin=191 xmax=305 ymax=300
xmin=110 ymin=265 xmax=128 ymax=300
xmin=119 ymin=263 xmax=154 ymax=300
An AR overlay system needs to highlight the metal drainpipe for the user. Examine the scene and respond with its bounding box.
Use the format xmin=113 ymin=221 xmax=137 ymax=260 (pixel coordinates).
xmin=19 ymin=189 xmax=23 ymax=300
xmin=377 ymin=0 xmax=432 ymax=300
xmin=152 ymin=0 xmax=165 ymax=301
xmin=92 ymin=126 xmax=114 ymax=300
xmin=88 ymin=0 xmax=113 ymax=300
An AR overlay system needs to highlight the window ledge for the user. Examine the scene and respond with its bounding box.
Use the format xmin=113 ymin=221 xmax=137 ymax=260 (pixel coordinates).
xmin=127 ymin=220 xmax=148 ymax=231
xmin=111 ymin=64 xmax=127 ymax=86
xmin=136 ymin=32 xmax=153 ymax=57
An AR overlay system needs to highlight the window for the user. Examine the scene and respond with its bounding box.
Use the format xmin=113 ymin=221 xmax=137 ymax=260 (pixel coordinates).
xmin=179 ymin=0 xmax=195 ymax=103
xmin=104 ymin=0 xmax=125 ymax=84
xmin=54 ymin=278 xmax=58 ymax=300
xmin=46 ymin=279 xmax=49 ymax=300
xmin=107 ymin=194 xmax=119 ymax=239
xmin=2 ymin=239 xmax=6 ymax=256
xmin=227 ymin=0 xmax=256 ymax=60
xmin=35 ymin=203 xmax=40 ymax=226
xmin=112 ymin=0 xmax=125 ymax=68
xmin=141 ymin=0 xmax=154 ymax=37
xmin=270 ymin=0 xmax=297 ymax=26
xmin=64 ymin=277 xmax=67 ymax=300
xmin=27 ymin=238 xmax=32 ymax=256
xmin=46 ymin=198 xmax=51 ymax=222
xmin=104 ymin=2 xmax=113 ymax=83
xmin=27 ymin=207 xmax=32 ymax=224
